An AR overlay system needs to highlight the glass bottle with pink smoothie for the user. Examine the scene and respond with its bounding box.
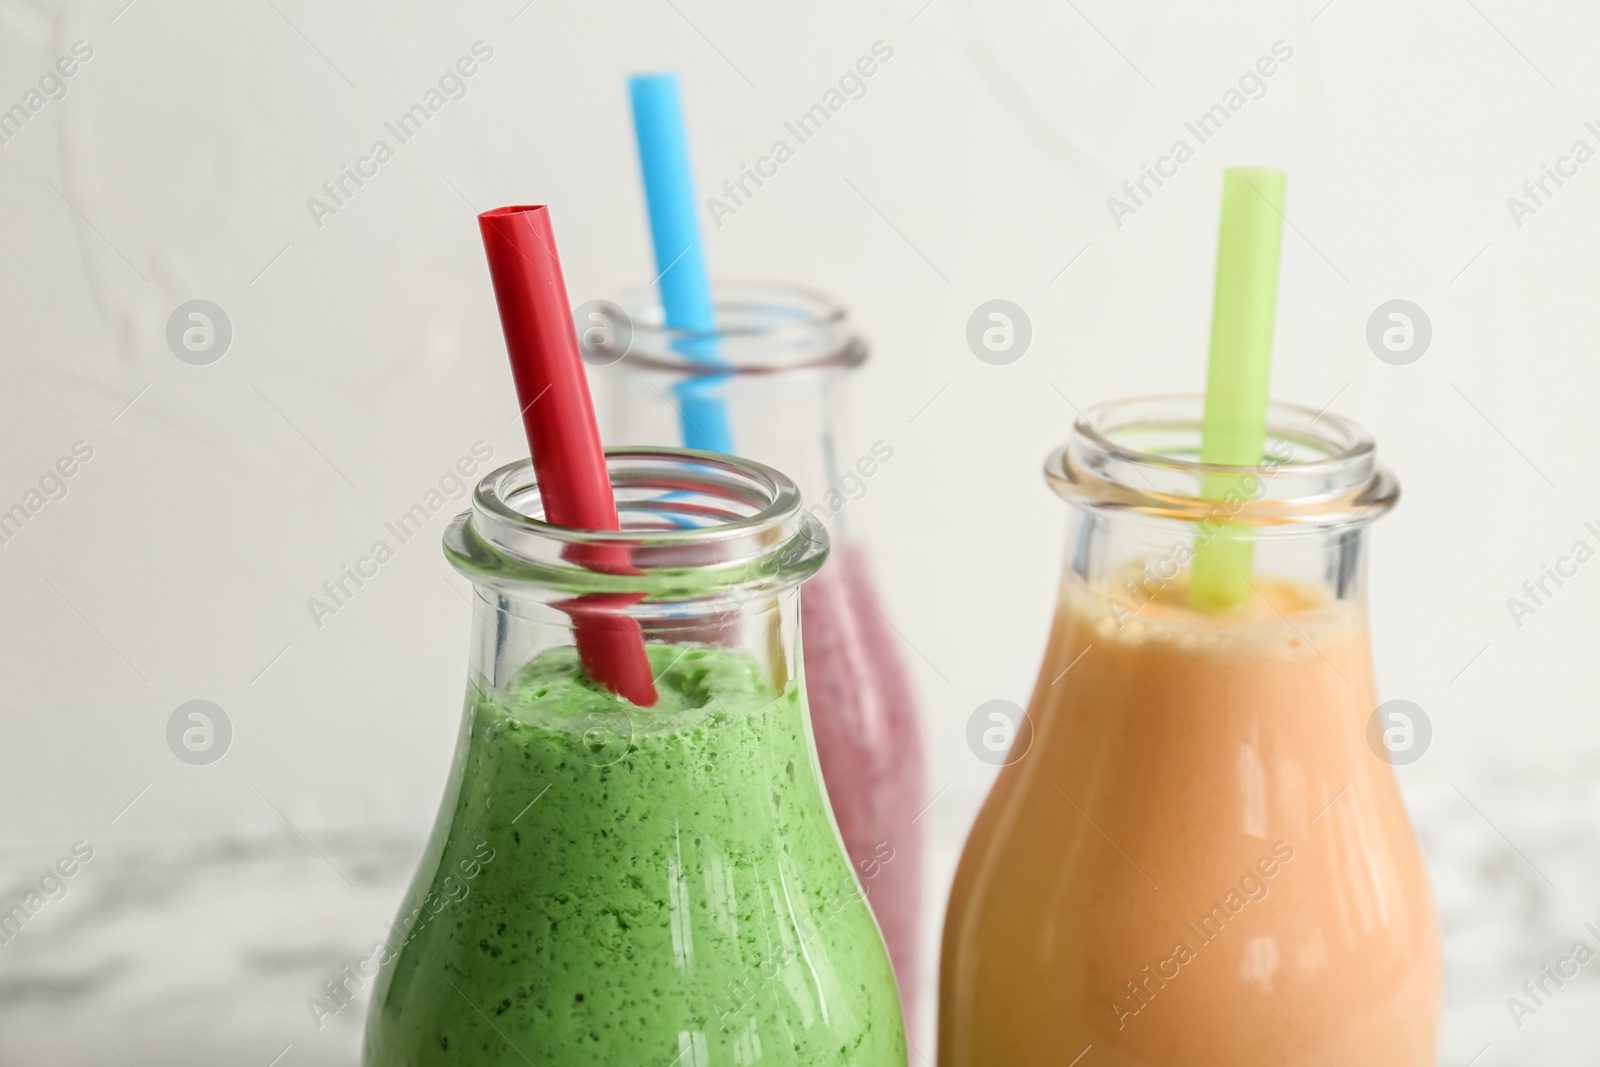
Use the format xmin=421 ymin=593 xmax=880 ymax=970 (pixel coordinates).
xmin=588 ymin=281 xmax=926 ymax=1027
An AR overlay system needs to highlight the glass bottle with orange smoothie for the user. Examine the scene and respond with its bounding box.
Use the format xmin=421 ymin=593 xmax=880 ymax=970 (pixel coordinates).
xmin=939 ymin=396 xmax=1440 ymax=1066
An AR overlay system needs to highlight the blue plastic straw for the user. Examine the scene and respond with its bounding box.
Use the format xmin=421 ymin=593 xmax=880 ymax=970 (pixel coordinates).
xmin=628 ymin=73 xmax=734 ymax=454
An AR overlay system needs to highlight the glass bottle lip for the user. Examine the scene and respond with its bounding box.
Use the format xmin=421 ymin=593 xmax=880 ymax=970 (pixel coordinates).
xmin=1046 ymin=394 xmax=1400 ymax=531
xmin=585 ymin=278 xmax=867 ymax=377
xmin=445 ymin=447 xmax=830 ymax=607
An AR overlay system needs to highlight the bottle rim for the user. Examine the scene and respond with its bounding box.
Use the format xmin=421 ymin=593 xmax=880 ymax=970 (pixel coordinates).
xmin=446 ymin=447 xmax=830 ymax=606
xmin=1046 ymin=394 xmax=1399 ymax=531
xmin=584 ymin=279 xmax=866 ymax=376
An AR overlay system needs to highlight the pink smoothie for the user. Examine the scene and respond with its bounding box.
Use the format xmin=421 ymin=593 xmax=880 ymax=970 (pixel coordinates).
xmin=800 ymin=542 xmax=926 ymax=1028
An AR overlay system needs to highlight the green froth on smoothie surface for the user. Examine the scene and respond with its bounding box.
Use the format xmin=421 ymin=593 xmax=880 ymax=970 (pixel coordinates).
xmin=362 ymin=642 xmax=905 ymax=1066
xmin=506 ymin=641 xmax=779 ymax=720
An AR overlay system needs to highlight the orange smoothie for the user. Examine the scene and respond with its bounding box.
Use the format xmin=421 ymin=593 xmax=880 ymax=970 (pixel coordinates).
xmin=939 ymin=569 xmax=1440 ymax=1066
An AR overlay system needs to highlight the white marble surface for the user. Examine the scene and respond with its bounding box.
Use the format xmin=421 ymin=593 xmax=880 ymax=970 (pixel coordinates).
xmin=2 ymin=769 xmax=1597 ymax=1066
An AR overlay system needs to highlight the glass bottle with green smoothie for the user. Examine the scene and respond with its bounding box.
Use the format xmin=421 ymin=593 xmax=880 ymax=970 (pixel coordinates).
xmin=362 ymin=447 xmax=907 ymax=1066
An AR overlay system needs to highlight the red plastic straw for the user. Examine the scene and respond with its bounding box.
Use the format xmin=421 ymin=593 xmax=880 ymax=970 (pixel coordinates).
xmin=478 ymin=205 xmax=658 ymax=706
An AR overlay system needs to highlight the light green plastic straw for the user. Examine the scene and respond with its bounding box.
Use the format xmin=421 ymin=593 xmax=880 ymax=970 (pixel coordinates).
xmin=1188 ymin=167 xmax=1287 ymax=612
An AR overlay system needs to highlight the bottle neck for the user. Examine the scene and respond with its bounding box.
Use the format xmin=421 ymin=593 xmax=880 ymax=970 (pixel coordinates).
xmin=1062 ymin=504 xmax=1372 ymax=629
xmin=1047 ymin=394 xmax=1395 ymax=618
xmin=446 ymin=451 xmax=830 ymax=699
xmin=608 ymin=368 xmax=862 ymax=546
xmin=467 ymin=585 xmax=799 ymax=695
xmin=590 ymin=280 xmax=869 ymax=546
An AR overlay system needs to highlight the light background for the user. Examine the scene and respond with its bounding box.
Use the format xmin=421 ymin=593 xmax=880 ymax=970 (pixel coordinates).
xmin=1 ymin=0 xmax=1598 ymax=1063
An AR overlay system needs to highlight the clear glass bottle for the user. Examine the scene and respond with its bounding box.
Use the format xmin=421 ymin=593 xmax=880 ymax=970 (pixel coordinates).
xmin=362 ymin=448 xmax=907 ymax=1067
xmin=939 ymin=397 xmax=1440 ymax=1066
xmin=590 ymin=281 xmax=927 ymax=1027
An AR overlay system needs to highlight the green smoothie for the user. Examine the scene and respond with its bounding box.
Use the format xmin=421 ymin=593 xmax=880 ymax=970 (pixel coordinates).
xmin=363 ymin=643 xmax=907 ymax=1065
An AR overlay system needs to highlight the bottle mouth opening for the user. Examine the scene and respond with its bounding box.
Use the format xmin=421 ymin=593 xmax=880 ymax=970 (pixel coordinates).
xmin=582 ymin=279 xmax=866 ymax=377
xmin=1047 ymin=394 xmax=1399 ymax=530
xmin=446 ymin=448 xmax=829 ymax=603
